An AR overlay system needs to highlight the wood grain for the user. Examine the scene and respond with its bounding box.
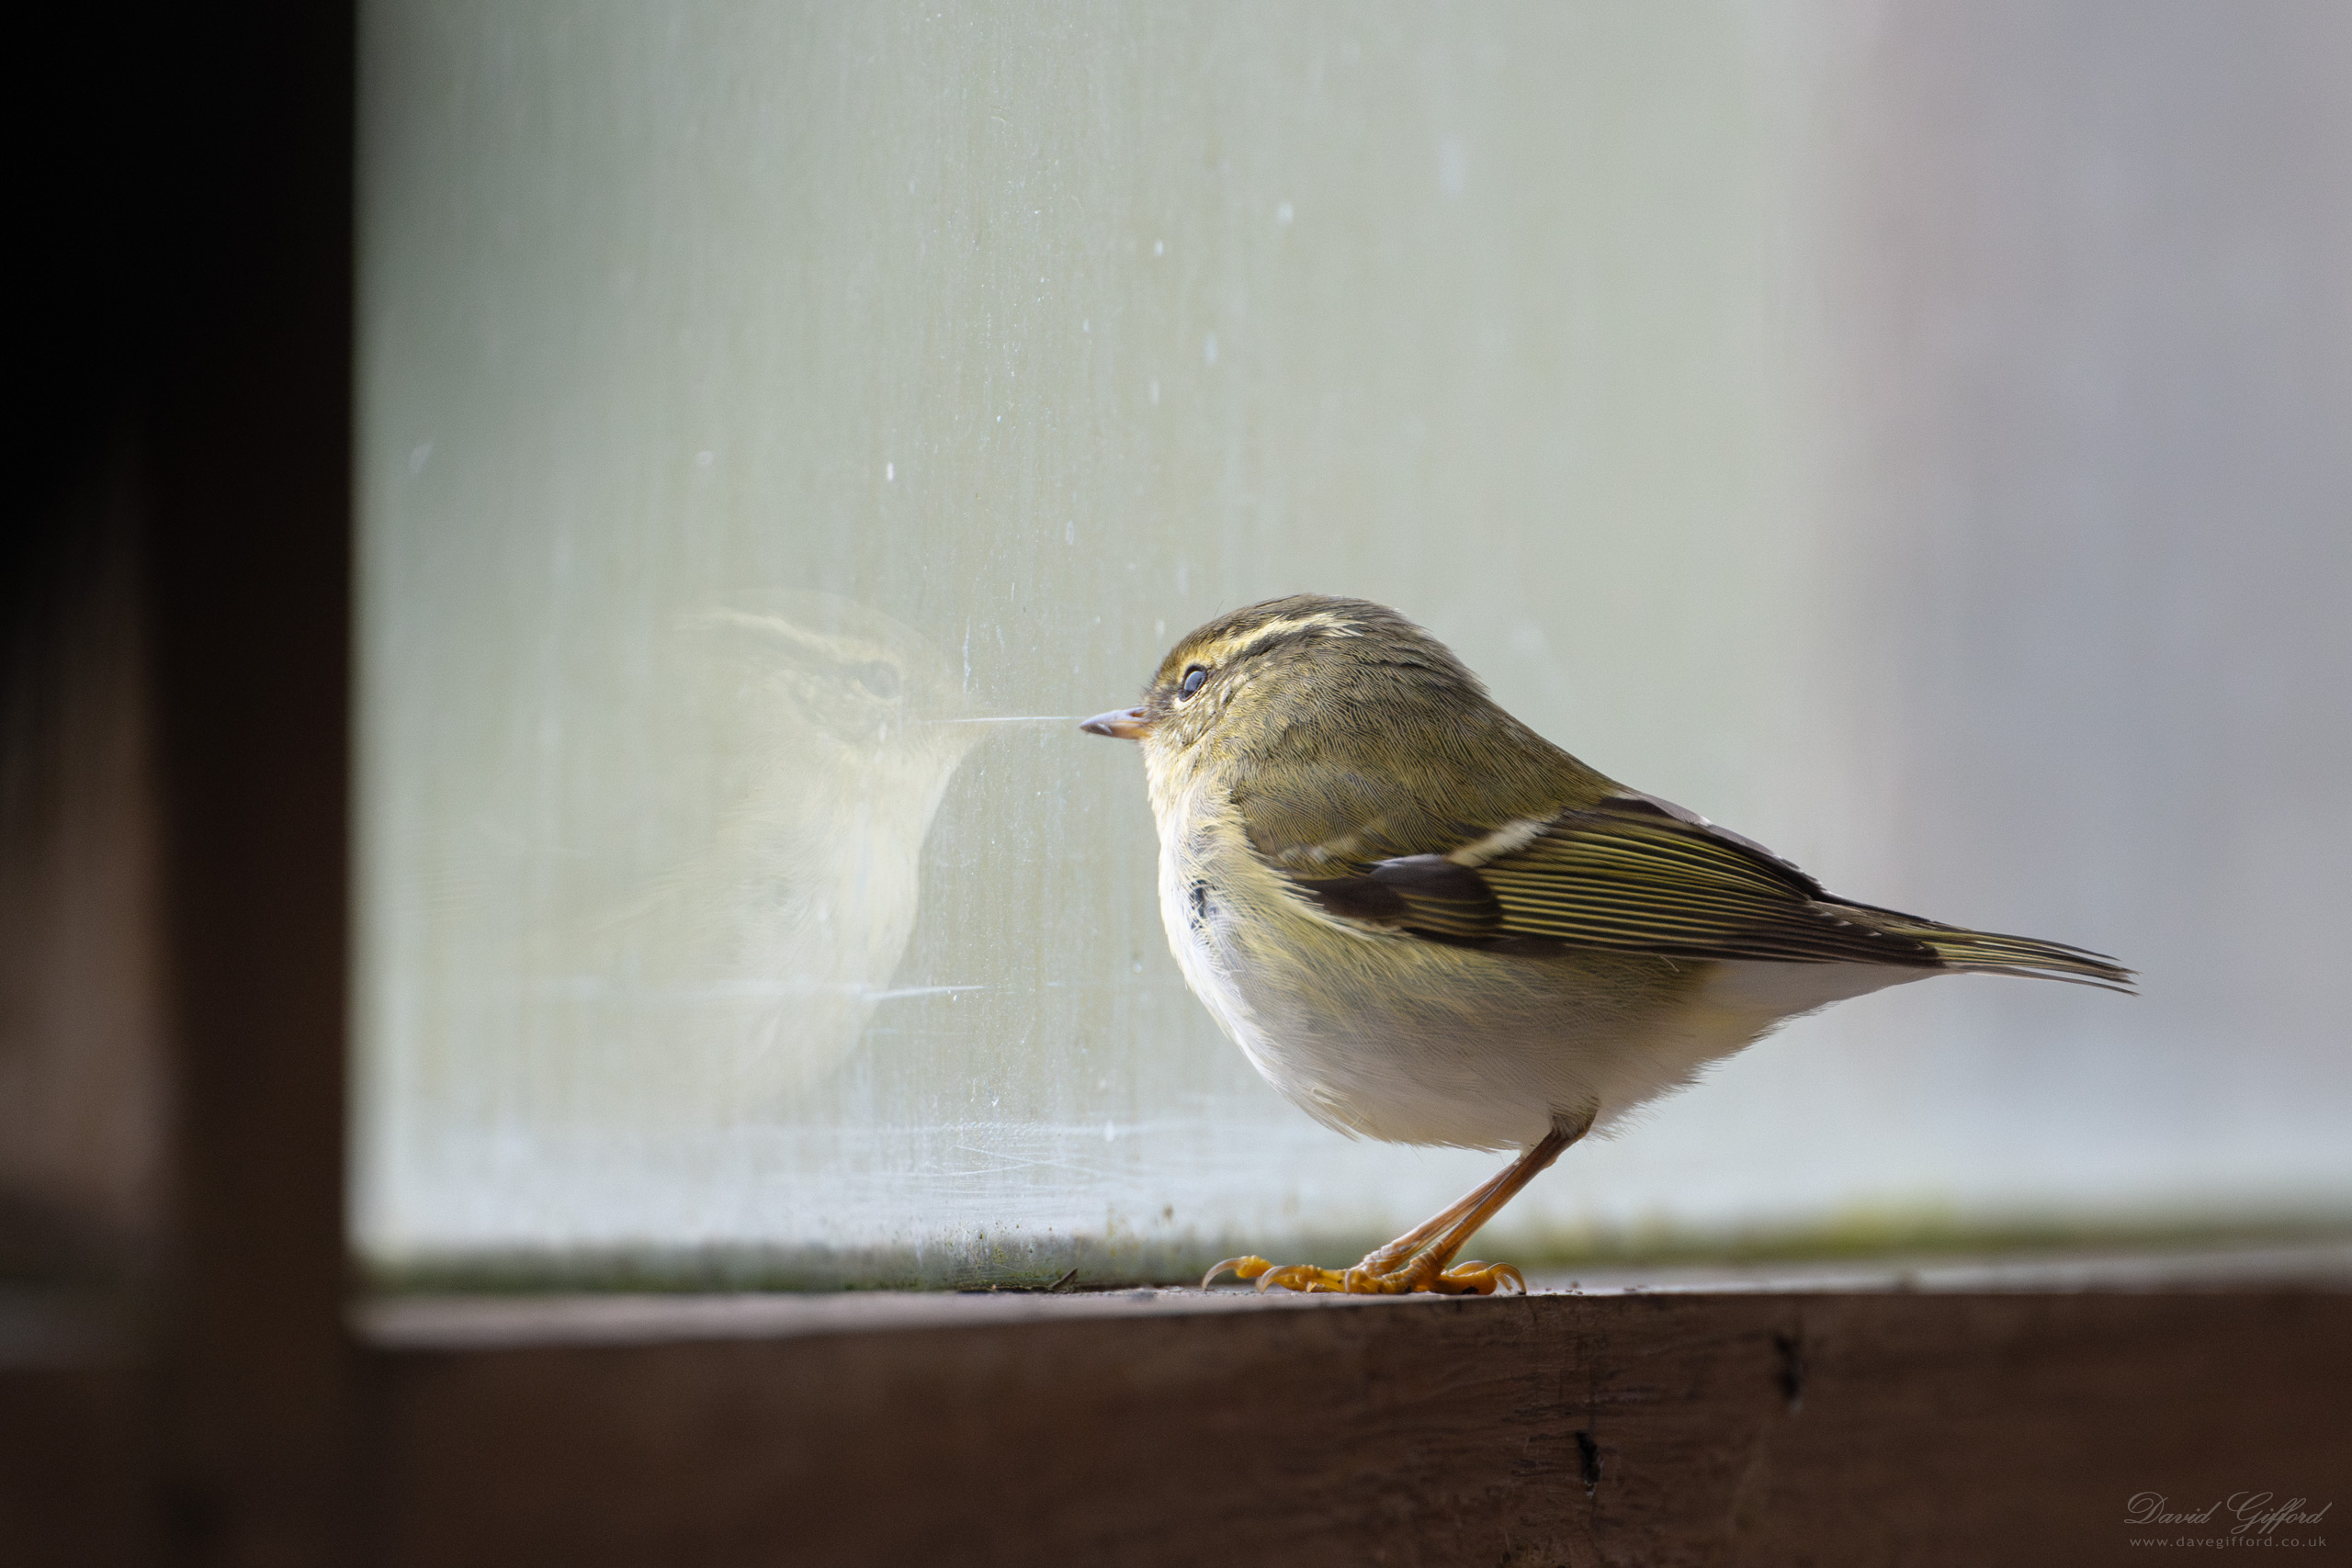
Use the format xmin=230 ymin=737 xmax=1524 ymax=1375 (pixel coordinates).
xmin=360 ymin=1289 xmax=2351 ymax=1567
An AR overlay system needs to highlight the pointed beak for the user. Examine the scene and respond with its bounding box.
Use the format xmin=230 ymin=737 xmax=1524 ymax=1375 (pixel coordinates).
xmin=1080 ymin=706 xmax=1153 ymax=740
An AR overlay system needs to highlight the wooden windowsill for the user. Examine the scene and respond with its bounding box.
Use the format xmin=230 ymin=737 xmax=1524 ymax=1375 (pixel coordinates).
xmin=344 ymin=1243 xmax=2352 ymax=1567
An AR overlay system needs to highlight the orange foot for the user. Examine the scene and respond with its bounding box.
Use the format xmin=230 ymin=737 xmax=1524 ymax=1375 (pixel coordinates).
xmin=1196 ymin=1120 xmax=1588 ymax=1298
xmin=1202 ymin=1253 xmax=1527 ymax=1296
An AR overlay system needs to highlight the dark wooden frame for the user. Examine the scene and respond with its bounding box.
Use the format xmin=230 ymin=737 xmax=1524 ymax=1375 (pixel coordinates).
xmin=5 ymin=6 xmax=356 ymax=1562
xmin=358 ymin=1287 xmax=2348 ymax=1567
xmin=4 ymin=7 xmax=2346 ymax=1567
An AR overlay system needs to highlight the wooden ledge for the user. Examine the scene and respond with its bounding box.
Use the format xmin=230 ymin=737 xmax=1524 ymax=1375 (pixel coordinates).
xmin=353 ymin=1247 xmax=2352 ymax=1566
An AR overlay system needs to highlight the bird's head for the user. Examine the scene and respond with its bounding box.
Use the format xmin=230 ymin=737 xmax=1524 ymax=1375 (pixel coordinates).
xmin=1080 ymin=594 xmax=1492 ymax=778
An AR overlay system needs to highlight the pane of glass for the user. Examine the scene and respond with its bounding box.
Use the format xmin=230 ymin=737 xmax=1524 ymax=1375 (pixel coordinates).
xmin=355 ymin=1 xmax=2352 ymax=1287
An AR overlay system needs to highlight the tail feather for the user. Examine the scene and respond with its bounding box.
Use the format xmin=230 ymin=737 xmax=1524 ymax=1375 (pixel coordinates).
xmin=1842 ymin=903 xmax=2136 ymax=992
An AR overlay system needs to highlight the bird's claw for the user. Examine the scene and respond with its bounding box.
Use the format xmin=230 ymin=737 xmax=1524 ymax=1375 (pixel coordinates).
xmin=1201 ymin=1252 xmax=1530 ymax=1296
xmin=1436 ymin=1259 xmax=1528 ymax=1295
xmin=1202 ymin=1255 xmax=1273 ymax=1289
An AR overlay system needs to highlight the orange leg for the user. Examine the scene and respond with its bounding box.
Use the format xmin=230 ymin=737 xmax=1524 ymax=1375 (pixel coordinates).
xmin=1204 ymin=1112 xmax=1590 ymax=1296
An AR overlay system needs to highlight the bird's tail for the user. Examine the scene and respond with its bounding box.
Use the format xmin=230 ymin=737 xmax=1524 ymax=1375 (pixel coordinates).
xmin=1851 ymin=906 xmax=2136 ymax=992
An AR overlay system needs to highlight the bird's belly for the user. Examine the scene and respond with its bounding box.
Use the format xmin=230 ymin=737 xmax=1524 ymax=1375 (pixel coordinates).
xmin=1160 ymin=847 xmax=1943 ymax=1150
xmin=1164 ymin=867 xmax=1699 ymax=1149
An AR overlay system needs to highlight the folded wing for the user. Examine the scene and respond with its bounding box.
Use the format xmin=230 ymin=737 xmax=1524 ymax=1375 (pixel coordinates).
xmin=1277 ymin=793 xmax=2132 ymax=990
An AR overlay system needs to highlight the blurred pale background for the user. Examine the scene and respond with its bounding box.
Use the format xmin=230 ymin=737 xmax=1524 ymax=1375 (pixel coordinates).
xmin=355 ymin=1 xmax=2352 ymax=1285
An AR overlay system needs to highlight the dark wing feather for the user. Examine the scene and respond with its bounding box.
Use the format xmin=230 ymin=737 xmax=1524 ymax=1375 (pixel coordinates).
xmin=1290 ymin=800 xmax=1944 ymax=967
xmin=1295 ymin=855 xmax=1503 ymax=942
xmin=1281 ymin=795 xmax=2133 ymax=987
xmin=1471 ymin=809 xmax=1946 ymax=965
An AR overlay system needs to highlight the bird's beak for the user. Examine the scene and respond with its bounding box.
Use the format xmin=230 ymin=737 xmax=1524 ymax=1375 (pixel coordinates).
xmin=1080 ymin=706 xmax=1153 ymax=740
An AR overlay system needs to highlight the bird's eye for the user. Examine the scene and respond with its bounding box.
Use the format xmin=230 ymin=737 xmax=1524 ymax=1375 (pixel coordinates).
xmin=1180 ymin=666 xmax=1208 ymax=697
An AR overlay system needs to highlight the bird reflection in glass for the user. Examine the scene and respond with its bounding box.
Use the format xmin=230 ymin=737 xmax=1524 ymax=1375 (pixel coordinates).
xmin=558 ymin=595 xmax=982 ymax=1123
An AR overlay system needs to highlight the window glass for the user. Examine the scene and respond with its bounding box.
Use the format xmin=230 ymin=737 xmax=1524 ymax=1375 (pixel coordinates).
xmin=356 ymin=1 xmax=2352 ymax=1286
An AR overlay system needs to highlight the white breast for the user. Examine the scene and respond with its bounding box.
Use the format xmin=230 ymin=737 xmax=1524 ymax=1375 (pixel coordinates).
xmin=1154 ymin=797 xmax=1285 ymax=1089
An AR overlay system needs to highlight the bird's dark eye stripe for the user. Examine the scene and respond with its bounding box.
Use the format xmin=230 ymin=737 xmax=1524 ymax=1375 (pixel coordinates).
xmin=1180 ymin=666 xmax=1208 ymax=696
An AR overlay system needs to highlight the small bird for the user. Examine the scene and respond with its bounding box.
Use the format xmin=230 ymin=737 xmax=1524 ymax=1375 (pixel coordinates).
xmin=1080 ymin=594 xmax=2131 ymax=1295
